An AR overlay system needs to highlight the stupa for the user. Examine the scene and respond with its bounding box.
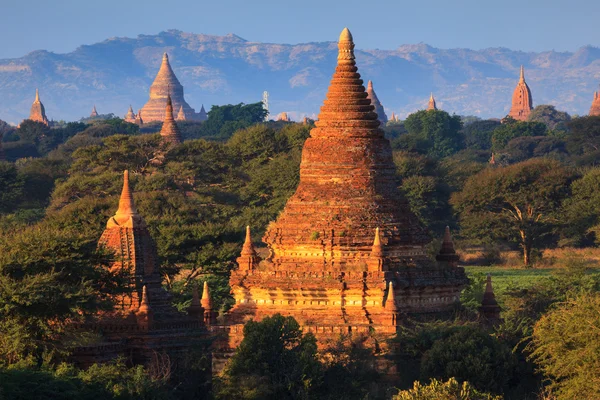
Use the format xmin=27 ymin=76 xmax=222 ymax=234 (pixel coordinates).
xmin=366 ymin=80 xmax=388 ymax=124
xmin=589 ymin=89 xmax=600 ymax=116
xmin=227 ymin=28 xmax=468 ymax=346
xmin=508 ymin=66 xmax=533 ymax=121
xmin=159 ymin=94 xmax=182 ymax=144
xmin=28 ymin=89 xmax=49 ymax=126
xmin=479 ymin=274 xmax=501 ymax=325
xmin=73 ymin=171 xmax=208 ymax=367
xmin=176 ymin=105 xmax=186 ymax=121
xmin=124 ymin=106 xmax=136 ymax=123
xmin=427 ymin=93 xmax=437 ymax=111
xmin=198 ymin=105 xmax=208 ymax=121
xmin=90 ymin=105 xmax=98 ymax=118
xmin=277 ymin=112 xmax=291 ymax=121
xmin=139 ymin=53 xmax=201 ymax=122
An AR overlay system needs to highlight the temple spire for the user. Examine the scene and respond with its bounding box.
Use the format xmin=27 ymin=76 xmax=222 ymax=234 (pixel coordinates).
xmin=384 ymin=281 xmax=398 ymax=312
xmin=187 ymin=284 xmax=204 ymax=320
xmin=368 ymin=227 xmax=385 ymax=271
xmin=427 ymin=92 xmax=437 ymax=111
xmin=241 ymin=226 xmax=257 ymax=256
xmin=159 ymin=91 xmax=182 ymax=144
xmin=479 ymin=274 xmax=501 ymax=325
xmin=519 ymin=65 xmax=525 ymax=82
xmin=237 ymin=225 xmax=261 ymax=270
xmin=115 ymin=170 xmax=138 ymax=218
xmin=436 ymin=226 xmax=459 ymax=267
xmin=91 ymin=105 xmax=98 ymax=117
xmin=508 ymin=65 xmax=533 ymax=121
xmin=35 ymin=88 xmax=40 ymax=102
xmin=201 ymin=281 xmax=212 ymax=311
xmin=337 ymin=27 xmax=355 ymax=63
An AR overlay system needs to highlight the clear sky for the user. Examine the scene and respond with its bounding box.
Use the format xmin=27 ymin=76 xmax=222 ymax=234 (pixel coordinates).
xmin=0 ymin=0 xmax=598 ymax=59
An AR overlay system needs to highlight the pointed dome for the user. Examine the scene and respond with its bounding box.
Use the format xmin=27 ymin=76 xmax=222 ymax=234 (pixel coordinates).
xmin=241 ymin=226 xmax=257 ymax=256
xmin=198 ymin=104 xmax=208 ymax=121
xmin=508 ymin=65 xmax=533 ymax=121
xmin=90 ymin=105 xmax=98 ymax=117
xmin=138 ymin=285 xmax=151 ymax=313
xmin=140 ymin=52 xmax=198 ymax=122
xmin=384 ymin=281 xmax=398 ymax=312
xmin=159 ymin=93 xmax=182 ymax=144
xmin=427 ymin=93 xmax=438 ymax=111
xmin=589 ymin=88 xmax=600 ymax=116
xmin=366 ymin=80 xmax=388 ymax=124
xmin=28 ymin=88 xmax=49 ymax=125
xmin=201 ymin=281 xmax=213 ymax=310
xmin=262 ymin=28 xmax=429 ymax=272
xmin=436 ymin=226 xmax=460 ymax=266
xmin=176 ymin=105 xmax=186 ymax=121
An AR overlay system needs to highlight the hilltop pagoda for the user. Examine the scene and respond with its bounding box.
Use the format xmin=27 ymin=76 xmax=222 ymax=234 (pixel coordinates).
xmin=427 ymin=93 xmax=438 ymax=111
xmin=90 ymin=105 xmax=98 ymax=118
xmin=508 ymin=66 xmax=533 ymax=121
xmin=28 ymin=89 xmax=49 ymax=126
xmin=227 ymin=28 xmax=468 ymax=346
xmin=590 ymin=89 xmax=600 ymax=116
xmin=73 ymin=171 xmax=208 ymax=366
xmin=139 ymin=53 xmax=202 ymax=122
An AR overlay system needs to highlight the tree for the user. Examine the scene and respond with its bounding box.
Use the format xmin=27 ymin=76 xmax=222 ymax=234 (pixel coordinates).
xmin=529 ymin=294 xmax=600 ymax=400
xmin=0 ymin=161 xmax=24 ymax=213
xmin=403 ymin=110 xmax=464 ymax=158
xmin=491 ymin=119 xmax=547 ymax=151
xmin=216 ymin=314 xmax=321 ymax=400
xmin=393 ymin=378 xmax=502 ymax=400
xmin=202 ymin=103 xmax=268 ymax=140
xmin=562 ymin=167 xmax=600 ymax=245
xmin=462 ymin=120 xmax=501 ymax=151
xmin=564 ymin=115 xmax=600 ymax=164
xmin=527 ymin=105 xmax=570 ymax=131
xmin=451 ymin=159 xmax=575 ymax=265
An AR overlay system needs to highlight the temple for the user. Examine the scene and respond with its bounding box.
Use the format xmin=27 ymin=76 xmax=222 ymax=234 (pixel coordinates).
xmin=366 ymin=80 xmax=388 ymax=124
xmin=124 ymin=106 xmax=136 ymax=123
xmin=176 ymin=105 xmax=186 ymax=121
xmin=226 ymin=28 xmax=468 ymax=346
xmin=28 ymin=89 xmax=49 ymax=126
xmin=389 ymin=112 xmax=399 ymax=122
xmin=508 ymin=66 xmax=533 ymax=121
xmin=73 ymin=171 xmax=208 ymax=366
xmin=277 ymin=112 xmax=291 ymax=121
xmin=427 ymin=93 xmax=437 ymax=111
xmin=479 ymin=274 xmax=501 ymax=325
xmin=90 ymin=105 xmax=98 ymax=118
xmin=139 ymin=53 xmax=205 ymax=122
xmin=159 ymin=94 xmax=182 ymax=144
xmin=198 ymin=105 xmax=208 ymax=121
xmin=589 ymin=89 xmax=600 ymax=116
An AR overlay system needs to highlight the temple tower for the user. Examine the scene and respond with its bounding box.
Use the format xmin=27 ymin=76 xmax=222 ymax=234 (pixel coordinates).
xmin=277 ymin=112 xmax=290 ymax=121
xmin=427 ymin=93 xmax=437 ymax=111
xmin=198 ymin=105 xmax=208 ymax=121
xmin=124 ymin=106 xmax=136 ymax=123
xmin=90 ymin=105 xmax=98 ymax=118
xmin=176 ymin=105 xmax=186 ymax=121
xmin=479 ymin=274 xmax=501 ymax=325
xmin=228 ymin=28 xmax=467 ymax=345
xmin=589 ymin=89 xmax=600 ymax=116
xmin=508 ymin=66 xmax=533 ymax=121
xmin=366 ymin=80 xmax=388 ymax=124
xmin=159 ymin=94 xmax=182 ymax=144
xmin=140 ymin=53 xmax=198 ymax=122
xmin=135 ymin=110 xmax=144 ymax=125
xmin=28 ymin=89 xmax=49 ymax=126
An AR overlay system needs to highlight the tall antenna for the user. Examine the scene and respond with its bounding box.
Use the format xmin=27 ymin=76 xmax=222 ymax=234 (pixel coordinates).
xmin=262 ymin=91 xmax=269 ymax=121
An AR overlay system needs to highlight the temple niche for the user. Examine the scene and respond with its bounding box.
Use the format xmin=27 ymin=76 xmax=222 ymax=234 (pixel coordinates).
xmin=72 ymin=171 xmax=209 ymax=367
xmin=140 ymin=53 xmax=207 ymax=122
xmin=508 ymin=65 xmax=533 ymax=121
xmin=226 ymin=28 xmax=468 ymax=347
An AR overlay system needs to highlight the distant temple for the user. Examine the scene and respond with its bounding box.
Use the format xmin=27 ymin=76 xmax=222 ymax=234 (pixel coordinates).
xmin=366 ymin=80 xmax=388 ymax=124
xmin=479 ymin=274 xmax=501 ymax=325
xmin=198 ymin=105 xmax=208 ymax=121
xmin=427 ymin=93 xmax=438 ymax=111
xmin=27 ymin=89 xmax=49 ymax=126
xmin=389 ymin=112 xmax=399 ymax=122
xmin=73 ymin=171 xmax=208 ymax=367
xmin=90 ymin=105 xmax=98 ymax=118
xmin=590 ymin=89 xmax=600 ymax=116
xmin=176 ymin=105 xmax=186 ymax=121
xmin=277 ymin=112 xmax=291 ymax=121
xmin=124 ymin=105 xmax=136 ymax=123
xmin=225 ymin=28 xmax=468 ymax=347
xmin=139 ymin=53 xmax=207 ymax=122
xmin=508 ymin=66 xmax=533 ymax=121
xmin=159 ymin=94 xmax=182 ymax=144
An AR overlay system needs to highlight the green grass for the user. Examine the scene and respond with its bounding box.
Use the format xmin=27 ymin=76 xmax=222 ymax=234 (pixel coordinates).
xmin=463 ymin=266 xmax=555 ymax=295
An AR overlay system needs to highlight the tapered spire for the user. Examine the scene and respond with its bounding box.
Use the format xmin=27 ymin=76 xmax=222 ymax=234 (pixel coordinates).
xmin=241 ymin=226 xmax=257 ymax=256
xmin=28 ymin=88 xmax=49 ymax=126
xmin=115 ymin=170 xmax=138 ymax=218
xmin=384 ymin=281 xmax=398 ymax=312
xmin=159 ymin=92 xmax=182 ymax=144
xmin=368 ymin=227 xmax=385 ymax=271
xmin=187 ymin=284 xmax=204 ymax=319
xmin=590 ymin=87 xmax=600 ymax=116
xmin=138 ymin=285 xmax=150 ymax=312
xmin=237 ymin=226 xmax=260 ymax=270
xmin=509 ymin=65 xmax=533 ymax=121
xmin=35 ymin=88 xmax=40 ymax=102
xmin=519 ymin=65 xmax=525 ymax=83
xmin=479 ymin=274 xmax=501 ymax=324
xmin=176 ymin=105 xmax=186 ymax=121
xmin=90 ymin=105 xmax=98 ymax=117
xmin=372 ymin=227 xmax=383 ymax=257
xmin=366 ymin=80 xmax=388 ymax=124
xmin=201 ymin=281 xmax=212 ymax=311
xmin=436 ymin=226 xmax=459 ymax=266
xmin=427 ymin=93 xmax=437 ymax=111
xmin=489 ymin=153 xmax=496 ymax=165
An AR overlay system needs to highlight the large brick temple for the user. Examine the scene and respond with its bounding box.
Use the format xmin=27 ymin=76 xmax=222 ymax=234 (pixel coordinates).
xmin=225 ymin=28 xmax=468 ymax=346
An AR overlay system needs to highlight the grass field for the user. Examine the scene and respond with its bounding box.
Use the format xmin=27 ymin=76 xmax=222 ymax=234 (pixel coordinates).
xmin=463 ymin=265 xmax=555 ymax=295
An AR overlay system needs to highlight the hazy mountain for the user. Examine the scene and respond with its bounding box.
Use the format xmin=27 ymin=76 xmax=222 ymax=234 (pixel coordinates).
xmin=0 ymin=29 xmax=599 ymax=124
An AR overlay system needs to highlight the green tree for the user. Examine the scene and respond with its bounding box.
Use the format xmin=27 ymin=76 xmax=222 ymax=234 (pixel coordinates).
xmin=203 ymin=103 xmax=268 ymax=140
xmin=394 ymin=378 xmax=502 ymax=400
xmin=564 ymin=115 xmax=600 ymax=164
xmin=491 ymin=119 xmax=547 ymax=151
xmin=562 ymin=167 xmax=600 ymax=245
xmin=529 ymin=294 xmax=600 ymax=400
xmin=216 ymin=314 xmax=321 ymax=400
xmin=403 ymin=110 xmax=464 ymax=158
xmin=451 ymin=159 xmax=575 ymax=265
xmin=527 ymin=105 xmax=570 ymax=131
xmin=462 ymin=120 xmax=501 ymax=150
xmin=0 ymin=161 xmax=24 ymax=213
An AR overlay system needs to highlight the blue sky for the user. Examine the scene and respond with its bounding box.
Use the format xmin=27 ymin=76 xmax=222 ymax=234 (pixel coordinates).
xmin=0 ymin=0 xmax=598 ymax=58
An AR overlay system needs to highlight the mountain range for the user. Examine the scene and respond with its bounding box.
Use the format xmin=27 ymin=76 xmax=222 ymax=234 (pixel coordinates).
xmin=0 ymin=29 xmax=599 ymax=125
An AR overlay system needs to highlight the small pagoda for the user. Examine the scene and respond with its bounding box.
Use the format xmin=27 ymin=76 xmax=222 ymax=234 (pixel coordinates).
xmin=508 ymin=66 xmax=533 ymax=121
xmin=589 ymin=89 xmax=600 ymax=116
xmin=427 ymin=93 xmax=438 ymax=111
xmin=27 ymin=89 xmax=49 ymax=126
xmin=366 ymin=80 xmax=388 ymax=124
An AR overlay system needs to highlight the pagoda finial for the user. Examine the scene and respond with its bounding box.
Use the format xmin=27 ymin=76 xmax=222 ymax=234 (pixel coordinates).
xmin=384 ymin=281 xmax=398 ymax=312
xmin=368 ymin=80 xmax=373 ymax=90
xmin=368 ymin=227 xmax=385 ymax=271
xmin=35 ymin=88 xmax=39 ymax=102
xmin=436 ymin=226 xmax=459 ymax=266
xmin=201 ymin=281 xmax=212 ymax=310
xmin=442 ymin=226 xmax=455 ymax=252
xmin=520 ymin=65 xmax=525 ymax=82
xmin=337 ymin=28 xmax=355 ymax=63
xmin=479 ymin=273 xmax=501 ymax=324
xmin=115 ymin=170 xmax=138 ymax=218
xmin=427 ymin=92 xmax=437 ymax=111
xmin=138 ymin=285 xmax=150 ymax=313
xmin=163 ymin=52 xmax=168 ymax=61
xmin=241 ymin=225 xmax=257 ymax=256
xmin=187 ymin=284 xmax=204 ymax=319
